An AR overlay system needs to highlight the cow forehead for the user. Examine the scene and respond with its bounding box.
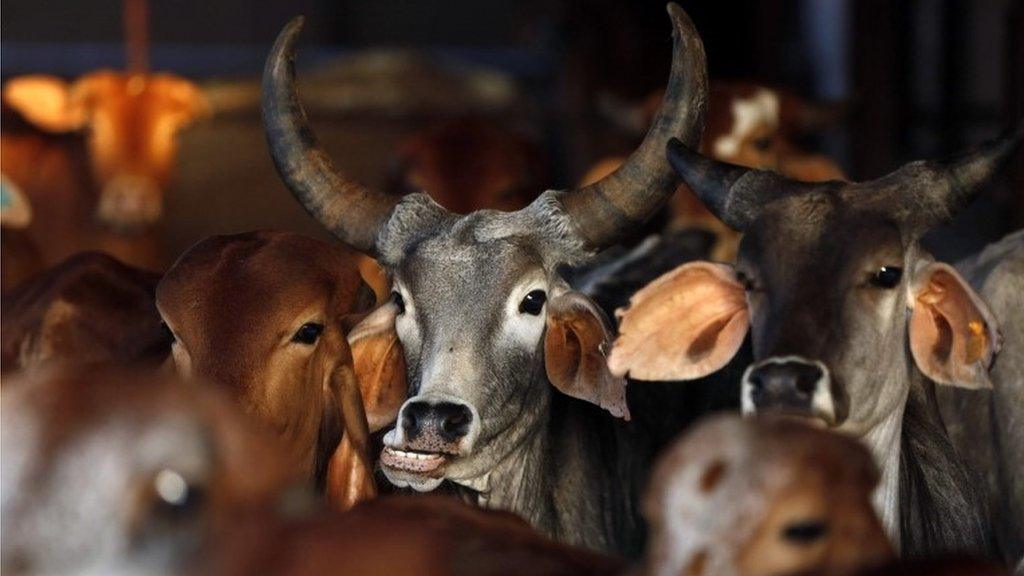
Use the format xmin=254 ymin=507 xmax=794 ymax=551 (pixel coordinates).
xmin=742 ymin=193 xmax=905 ymax=277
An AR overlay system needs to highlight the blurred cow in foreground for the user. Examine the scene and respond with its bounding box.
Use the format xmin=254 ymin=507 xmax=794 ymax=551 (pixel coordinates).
xmin=0 ymin=72 xmax=209 ymax=273
xmin=0 ymin=367 xmax=300 ymax=576
xmin=583 ymin=81 xmax=845 ymax=261
xmin=156 ymin=231 xmax=397 ymax=510
xmin=610 ymin=127 xmax=1022 ymax=558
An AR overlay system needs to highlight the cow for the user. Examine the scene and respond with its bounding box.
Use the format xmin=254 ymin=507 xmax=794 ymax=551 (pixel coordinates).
xmin=261 ymin=3 xmax=707 ymax=555
xmin=206 ymin=495 xmax=625 ymax=576
xmin=583 ymin=81 xmax=846 ymax=262
xmin=387 ymin=118 xmax=551 ymax=213
xmin=0 ymin=72 xmax=209 ymax=270
xmin=0 ymin=366 xmax=300 ymax=576
xmin=608 ymin=126 xmax=1023 ymax=558
xmin=1 ymin=251 xmax=170 ymax=373
xmin=156 ymin=231 xmax=396 ymax=510
xmin=640 ymin=415 xmax=893 ymax=576
xmin=937 ymin=231 xmax=1024 ymax=566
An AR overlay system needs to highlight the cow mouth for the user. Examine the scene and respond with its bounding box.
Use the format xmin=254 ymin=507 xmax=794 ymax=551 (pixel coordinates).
xmin=380 ymin=446 xmax=451 ymax=475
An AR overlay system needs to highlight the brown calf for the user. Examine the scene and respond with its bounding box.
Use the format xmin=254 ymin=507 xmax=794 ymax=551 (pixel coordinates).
xmin=156 ymin=231 xmax=402 ymax=510
xmin=0 ymin=72 xmax=209 ymax=271
xmin=639 ymin=415 xmax=893 ymax=576
xmin=1 ymin=251 xmax=170 ymax=373
xmin=0 ymin=367 xmax=299 ymax=575
xmin=387 ymin=118 xmax=550 ymax=213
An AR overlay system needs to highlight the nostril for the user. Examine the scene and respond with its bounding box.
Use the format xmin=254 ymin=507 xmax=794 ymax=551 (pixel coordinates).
xmin=442 ymin=406 xmax=471 ymax=437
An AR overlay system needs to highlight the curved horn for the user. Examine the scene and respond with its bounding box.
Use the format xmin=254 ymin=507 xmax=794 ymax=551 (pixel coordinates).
xmin=556 ymin=3 xmax=709 ymax=250
xmin=892 ymin=123 xmax=1023 ymax=231
xmin=262 ymin=17 xmax=400 ymax=256
xmin=666 ymin=137 xmax=823 ymax=231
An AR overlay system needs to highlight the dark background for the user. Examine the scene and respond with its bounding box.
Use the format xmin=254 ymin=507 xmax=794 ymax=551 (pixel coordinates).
xmin=3 ymin=0 xmax=1023 ymax=260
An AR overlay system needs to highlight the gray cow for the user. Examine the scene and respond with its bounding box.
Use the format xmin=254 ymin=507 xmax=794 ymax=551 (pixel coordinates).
xmin=262 ymin=4 xmax=708 ymax=555
xmin=609 ymin=126 xmax=1021 ymax=559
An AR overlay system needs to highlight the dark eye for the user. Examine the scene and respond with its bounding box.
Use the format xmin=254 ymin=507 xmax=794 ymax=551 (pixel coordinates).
xmin=392 ymin=290 xmax=405 ymax=314
xmin=736 ymin=270 xmax=757 ymax=291
xmin=519 ymin=289 xmax=547 ymax=315
xmin=152 ymin=469 xmax=204 ymax=518
xmin=291 ymin=322 xmax=324 ymax=345
xmin=870 ymin=266 xmax=903 ymax=289
xmin=782 ymin=520 xmax=829 ymax=545
xmin=752 ymin=136 xmax=773 ymax=151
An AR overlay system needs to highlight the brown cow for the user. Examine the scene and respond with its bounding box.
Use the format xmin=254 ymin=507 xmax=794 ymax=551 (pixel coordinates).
xmin=639 ymin=415 xmax=893 ymax=576
xmin=583 ymin=81 xmax=845 ymax=261
xmin=0 ymin=367 xmax=300 ymax=576
xmin=207 ymin=495 xmax=625 ymax=576
xmin=0 ymin=72 xmax=209 ymax=271
xmin=1 ymin=251 xmax=170 ymax=373
xmin=156 ymin=231 xmax=401 ymax=510
xmin=387 ymin=118 xmax=550 ymax=213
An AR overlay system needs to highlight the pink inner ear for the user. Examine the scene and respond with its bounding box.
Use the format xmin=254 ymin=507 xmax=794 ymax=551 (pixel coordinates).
xmin=544 ymin=292 xmax=631 ymax=420
xmin=609 ymin=262 xmax=749 ymax=381
xmin=909 ymin=264 xmax=999 ymax=389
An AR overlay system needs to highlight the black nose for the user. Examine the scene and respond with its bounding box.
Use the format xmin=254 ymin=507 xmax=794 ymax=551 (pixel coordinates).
xmin=401 ymin=401 xmax=473 ymax=443
xmin=747 ymin=360 xmax=824 ymax=411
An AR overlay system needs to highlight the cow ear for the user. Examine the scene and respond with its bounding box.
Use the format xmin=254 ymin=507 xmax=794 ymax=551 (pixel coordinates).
xmin=2 ymin=75 xmax=88 ymax=133
xmin=160 ymin=75 xmax=212 ymax=124
xmin=324 ymin=364 xmax=377 ymax=510
xmin=348 ymin=302 xmax=407 ymax=432
xmin=544 ymin=291 xmax=630 ymax=420
xmin=909 ymin=262 xmax=1000 ymax=389
xmin=356 ymin=255 xmax=390 ymax=306
xmin=608 ymin=261 xmax=749 ymax=381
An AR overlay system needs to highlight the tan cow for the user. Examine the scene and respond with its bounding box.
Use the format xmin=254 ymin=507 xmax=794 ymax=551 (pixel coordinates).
xmin=1 ymin=251 xmax=170 ymax=373
xmin=387 ymin=118 xmax=550 ymax=213
xmin=156 ymin=231 xmax=403 ymax=510
xmin=0 ymin=366 xmax=300 ymax=575
xmin=0 ymin=72 xmax=209 ymax=271
xmin=582 ymin=81 xmax=845 ymax=261
xmin=639 ymin=415 xmax=893 ymax=576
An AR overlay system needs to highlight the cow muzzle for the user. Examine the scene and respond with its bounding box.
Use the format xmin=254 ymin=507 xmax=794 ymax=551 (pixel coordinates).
xmin=741 ymin=356 xmax=836 ymax=426
xmin=97 ymin=175 xmax=163 ymax=230
xmin=380 ymin=395 xmax=479 ymax=492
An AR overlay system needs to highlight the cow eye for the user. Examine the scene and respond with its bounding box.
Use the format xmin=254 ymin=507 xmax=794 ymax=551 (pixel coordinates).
xmin=519 ymin=289 xmax=547 ymax=316
xmin=736 ymin=270 xmax=758 ymax=292
xmin=291 ymin=322 xmax=324 ymax=345
xmin=392 ymin=291 xmax=405 ymax=314
xmin=781 ymin=520 xmax=829 ymax=545
xmin=152 ymin=469 xmax=204 ymax=517
xmin=870 ymin=266 xmax=903 ymax=289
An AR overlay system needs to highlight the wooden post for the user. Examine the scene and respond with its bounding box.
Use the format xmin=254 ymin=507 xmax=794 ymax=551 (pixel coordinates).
xmin=123 ymin=0 xmax=149 ymax=73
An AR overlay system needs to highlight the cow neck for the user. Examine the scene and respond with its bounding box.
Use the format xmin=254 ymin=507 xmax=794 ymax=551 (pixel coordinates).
xmin=861 ymin=395 xmax=906 ymax=552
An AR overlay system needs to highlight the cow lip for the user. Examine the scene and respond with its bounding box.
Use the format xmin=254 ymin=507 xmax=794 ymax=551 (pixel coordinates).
xmin=381 ymin=446 xmax=450 ymax=474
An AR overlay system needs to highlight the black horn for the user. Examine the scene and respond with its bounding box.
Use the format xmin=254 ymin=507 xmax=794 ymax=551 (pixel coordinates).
xmin=889 ymin=123 xmax=1024 ymax=232
xmin=665 ymin=137 xmax=823 ymax=231
xmin=555 ymin=3 xmax=709 ymax=250
xmin=262 ymin=17 xmax=400 ymax=256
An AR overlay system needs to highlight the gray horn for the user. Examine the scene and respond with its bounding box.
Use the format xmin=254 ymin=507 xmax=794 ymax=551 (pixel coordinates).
xmin=556 ymin=3 xmax=709 ymax=249
xmin=262 ymin=17 xmax=401 ymax=256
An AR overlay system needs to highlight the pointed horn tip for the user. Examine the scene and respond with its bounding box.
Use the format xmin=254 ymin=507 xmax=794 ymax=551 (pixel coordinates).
xmin=285 ymin=15 xmax=306 ymax=33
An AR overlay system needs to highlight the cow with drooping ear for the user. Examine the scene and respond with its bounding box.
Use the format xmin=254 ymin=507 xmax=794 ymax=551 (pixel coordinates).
xmin=262 ymin=3 xmax=707 ymax=554
xmin=156 ymin=231 xmax=394 ymax=511
xmin=610 ymin=125 xmax=1023 ymax=559
xmin=640 ymin=415 xmax=893 ymax=576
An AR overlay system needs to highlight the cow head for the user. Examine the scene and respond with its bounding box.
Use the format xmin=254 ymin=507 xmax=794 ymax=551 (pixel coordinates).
xmin=2 ymin=72 xmax=209 ymax=230
xmin=641 ymin=416 xmax=892 ymax=576
xmin=610 ymin=126 xmax=1022 ymax=437
xmin=0 ymin=367 xmax=299 ymax=575
xmin=262 ymin=5 xmax=707 ymax=492
xmin=155 ymin=231 xmax=385 ymax=508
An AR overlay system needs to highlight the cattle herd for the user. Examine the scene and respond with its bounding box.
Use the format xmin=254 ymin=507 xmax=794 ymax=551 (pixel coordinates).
xmin=1 ymin=4 xmax=1023 ymax=576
